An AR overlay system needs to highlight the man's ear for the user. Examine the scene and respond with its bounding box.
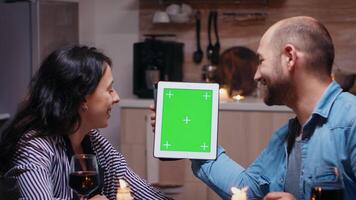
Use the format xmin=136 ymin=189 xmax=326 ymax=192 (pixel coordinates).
xmin=283 ymin=44 xmax=297 ymax=71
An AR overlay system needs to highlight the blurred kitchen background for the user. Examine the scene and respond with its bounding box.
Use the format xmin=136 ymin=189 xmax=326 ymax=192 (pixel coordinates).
xmin=0 ymin=0 xmax=355 ymax=199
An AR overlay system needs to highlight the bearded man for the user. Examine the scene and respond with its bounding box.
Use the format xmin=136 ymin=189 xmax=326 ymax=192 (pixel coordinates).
xmin=189 ymin=16 xmax=356 ymax=200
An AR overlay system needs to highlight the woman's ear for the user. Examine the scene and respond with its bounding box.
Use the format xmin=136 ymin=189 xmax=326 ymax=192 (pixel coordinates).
xmin=82 ymin=105 xmax=88 ymax=112
xmin=81 ymin=101 xmax=89 ymax=112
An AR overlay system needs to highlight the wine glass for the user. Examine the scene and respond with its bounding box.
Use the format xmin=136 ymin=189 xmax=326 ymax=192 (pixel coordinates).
xmin=69 ymin=154 xmax=100 ymax=200
xmin=310 ymin=166 xmax=344 ymax=200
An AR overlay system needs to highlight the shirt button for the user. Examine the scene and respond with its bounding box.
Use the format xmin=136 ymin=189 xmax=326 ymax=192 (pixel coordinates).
xmin=280 ymin=178 xmax=284 ymax=183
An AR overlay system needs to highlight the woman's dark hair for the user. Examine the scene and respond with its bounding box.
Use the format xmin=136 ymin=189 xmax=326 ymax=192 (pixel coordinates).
xmin=0 ymin=45 xmax=111 ymax=172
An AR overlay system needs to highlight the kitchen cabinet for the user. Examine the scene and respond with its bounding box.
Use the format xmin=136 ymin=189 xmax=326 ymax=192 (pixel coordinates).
xmin=119 ymin=99 xmax=294 ymax=199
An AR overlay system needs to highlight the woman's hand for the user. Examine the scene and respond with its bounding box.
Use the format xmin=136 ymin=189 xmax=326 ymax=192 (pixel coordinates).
xmin=149 ymin=104 xmax=156 ymax=132
xmin=263 ymin=192 xmax=296 ymax=200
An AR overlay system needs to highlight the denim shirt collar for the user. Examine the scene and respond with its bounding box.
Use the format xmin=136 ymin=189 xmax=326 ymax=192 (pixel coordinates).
xmin=311 ymin=81 xmax=343 ymax=119
xmin=286 ymin=81 xmax=343 ymax=141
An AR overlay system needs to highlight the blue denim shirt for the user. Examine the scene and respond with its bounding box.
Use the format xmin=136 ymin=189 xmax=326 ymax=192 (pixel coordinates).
xmin=192 ymin=81 xmax=356 ymax=200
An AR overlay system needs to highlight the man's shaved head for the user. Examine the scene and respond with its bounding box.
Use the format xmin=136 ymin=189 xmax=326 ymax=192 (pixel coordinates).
xmin=264 ymin=16 xmax=334 ymax=75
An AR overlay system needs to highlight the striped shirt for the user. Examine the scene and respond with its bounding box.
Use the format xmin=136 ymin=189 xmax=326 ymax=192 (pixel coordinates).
xmin=7 ymin=129 xmax=171 ymax=200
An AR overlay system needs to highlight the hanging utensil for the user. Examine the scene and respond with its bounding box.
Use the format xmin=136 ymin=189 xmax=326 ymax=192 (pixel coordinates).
xmin=206 ymin=11 xmax=214 ymax=62
xmin=212 ymin=11 xmax=220 ymax=65
xmin=193 ymin=11 xmax=203 ymax=64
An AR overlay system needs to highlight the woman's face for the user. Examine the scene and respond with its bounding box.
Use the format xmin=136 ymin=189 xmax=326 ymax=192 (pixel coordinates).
xmin=81 ymin=64 xmax=120 ymax=129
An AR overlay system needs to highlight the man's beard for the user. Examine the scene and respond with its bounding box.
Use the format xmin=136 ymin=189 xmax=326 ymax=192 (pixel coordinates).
xmin=261 ymin=79 xmax=290 ymax=106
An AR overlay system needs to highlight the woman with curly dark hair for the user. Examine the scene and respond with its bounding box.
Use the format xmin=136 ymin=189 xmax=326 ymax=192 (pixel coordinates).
xmin=0 ymin=46 xmax=171 ymax=200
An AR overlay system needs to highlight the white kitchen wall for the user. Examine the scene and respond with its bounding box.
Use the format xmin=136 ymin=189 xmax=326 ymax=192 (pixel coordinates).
xmin=78 ymin=0 xmax=139 ymax=148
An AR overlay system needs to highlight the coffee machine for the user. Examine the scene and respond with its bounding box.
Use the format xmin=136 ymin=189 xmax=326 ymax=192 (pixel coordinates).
xmin=133 ymin=37 xmax=183 ymax=98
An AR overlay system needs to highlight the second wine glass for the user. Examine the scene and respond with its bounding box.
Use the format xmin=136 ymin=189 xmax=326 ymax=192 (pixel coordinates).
xmin=310 ymin=166 xmax=344 ymax=200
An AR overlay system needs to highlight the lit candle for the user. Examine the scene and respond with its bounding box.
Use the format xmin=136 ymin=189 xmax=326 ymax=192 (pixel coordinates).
xmin=232 ymin=94 xmax=245 ymax=101
xmin=116 ymin=179 xmax=133 ymax=200
xmin=231 ymin=187 xmax=248 ymax=200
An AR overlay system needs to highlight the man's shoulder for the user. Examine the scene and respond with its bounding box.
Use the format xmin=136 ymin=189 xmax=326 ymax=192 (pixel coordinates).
xmin=337 ymin=91 xmax=356 ymax=104
xmin=333 ymin=92 xmax=356 ymax=114
xmin=329 ymin=92 xmax=356 ymax=126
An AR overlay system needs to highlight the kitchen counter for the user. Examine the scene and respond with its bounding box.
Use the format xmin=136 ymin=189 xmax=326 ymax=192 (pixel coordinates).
xmin=119 ymin=98 xmax=292 ymax=112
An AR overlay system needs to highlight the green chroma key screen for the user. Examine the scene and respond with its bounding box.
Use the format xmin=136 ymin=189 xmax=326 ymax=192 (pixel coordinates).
xmin=160 ymin=88 xmax=213 ymax=152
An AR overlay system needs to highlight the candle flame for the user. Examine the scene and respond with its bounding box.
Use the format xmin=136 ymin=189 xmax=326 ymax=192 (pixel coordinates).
xmin=117 ymin=179 xmax=133 ymax=200
xmin=232 ymin=94 xmax=245 ymax=101
xmin=119 ymin=179 xmax=128 ymax=189
xmin=231 ymin=186 xmax=248 ymax=194
xmin=231 ymin=187 xmax=248 ymax=200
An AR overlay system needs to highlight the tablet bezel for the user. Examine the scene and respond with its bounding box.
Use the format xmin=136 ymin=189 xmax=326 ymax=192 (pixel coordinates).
xmin=154 ymin=81 xmax=219 ymax=160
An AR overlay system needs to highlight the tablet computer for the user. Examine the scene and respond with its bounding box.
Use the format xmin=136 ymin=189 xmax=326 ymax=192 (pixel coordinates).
xmin=154 ymin=81 xmax=219 ymax=159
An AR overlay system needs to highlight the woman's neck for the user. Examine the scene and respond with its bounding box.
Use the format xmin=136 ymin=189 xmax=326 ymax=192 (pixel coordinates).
xmin=68 ymin=125 xmax=90 ymax=154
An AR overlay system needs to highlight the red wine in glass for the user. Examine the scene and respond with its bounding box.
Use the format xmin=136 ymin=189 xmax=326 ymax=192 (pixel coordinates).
xmin=69 ymin=154 xmax=99 ymax=200
xmin=69 ymin=171 xmax=99 ymax=196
